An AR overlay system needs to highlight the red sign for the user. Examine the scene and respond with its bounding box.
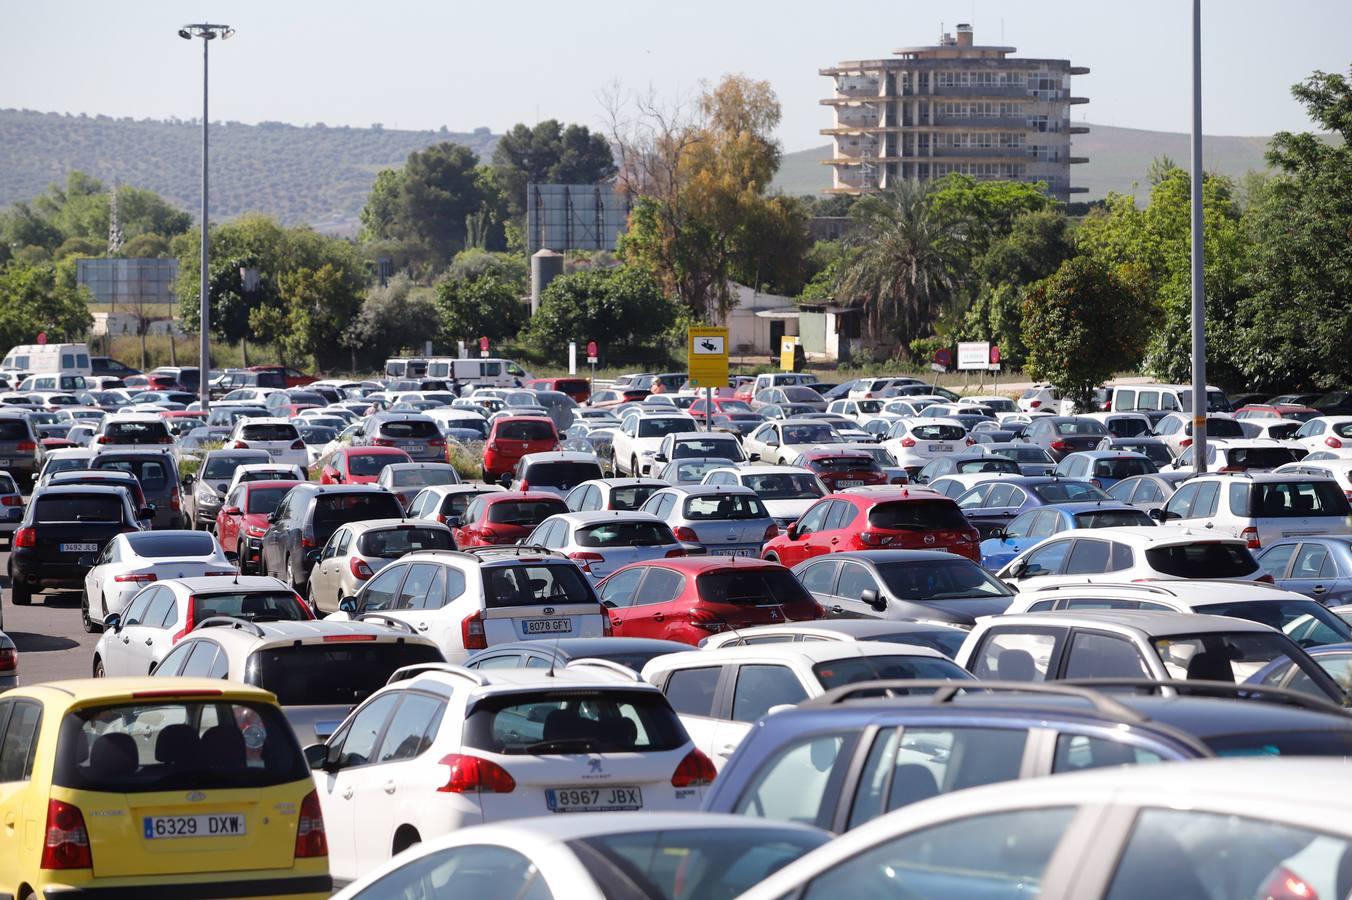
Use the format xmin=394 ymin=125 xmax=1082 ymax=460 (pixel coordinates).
xmin=933 ymin=348 xmax=952 ymax=368
xmin=36 ymin=331 xmax=47 ymax=346
xmin=990 ymin=345 xmax=1001 ymax=364
xmin=478 ymin=336 xmax=489 ymax=352
xmin=586 ymin=341 xmax=598 ymax=358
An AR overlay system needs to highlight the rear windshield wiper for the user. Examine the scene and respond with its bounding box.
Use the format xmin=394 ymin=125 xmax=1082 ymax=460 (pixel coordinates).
xmin=518 ymin=737 xmax=599 ymax=754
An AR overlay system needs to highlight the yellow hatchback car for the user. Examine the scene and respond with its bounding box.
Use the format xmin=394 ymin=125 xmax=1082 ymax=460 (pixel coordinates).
xmin=0 ymin=677 xmax=331 ymax=899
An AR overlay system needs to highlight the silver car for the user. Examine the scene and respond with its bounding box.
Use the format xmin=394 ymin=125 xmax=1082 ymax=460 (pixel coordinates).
xmin=306 ymin=518 xmax=456 ymax=615
xmin=376 ymin=462 xmax=462 ymax=510
xmin=524 ymin=510 xmax=685 ymax=582
xmin=639 ymin=484 xmax=777 ymax=557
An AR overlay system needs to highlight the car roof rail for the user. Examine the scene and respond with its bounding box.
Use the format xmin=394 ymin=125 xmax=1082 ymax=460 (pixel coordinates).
xmin=352 ymin=613 xmax=418 ymax=635
xmin=462 ymin=544 xmax=565 ymax=559
xmin=1032 ymin=582 xmax=1176 ymax=595
xmin=193 ymin=616 xmax=268 ymax=638
xmin=803 ymin=678 xmax=1146 ymax=723
xmin=564 ymin=658 xmax=644 ymax=682
xmin=1061 ymin=678 xmax=1349 ymax=716
xmin=385 ymin=662 xmax=488 ymax=687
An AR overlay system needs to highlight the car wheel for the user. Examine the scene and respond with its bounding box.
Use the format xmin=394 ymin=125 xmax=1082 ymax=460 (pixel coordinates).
xmin=10 ymin=580 xmax=31 ymax=606
xmin=93 ymin=656 xmax=105 ymax=678
xmin=307 ymin=583 xmax=321 ymax=618
xmin=764 ymin=553 xmax=780 ymax=564
xmin=81 ymin=590 xmax=102 ymax=634
xmin=631 ymin=456 xmax=639 ymax=477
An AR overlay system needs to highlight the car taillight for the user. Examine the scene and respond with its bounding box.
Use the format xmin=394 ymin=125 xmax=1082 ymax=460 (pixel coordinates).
xmin=0 ymin=646 xmax=16 ymax=673
xmin=372 ymin=437 xmax=395 ymax=447
xmin=1029 ymin=400 xmax=1042 ymax=408
xmin=1256 ymin=572 xmax=1276 ymax=584
xmin=762 ymin=523 xmax=779 ymax=542
xmin=673 ymin=526 xmax=698 ymax=542
xmin=569 ymin=551 xmax=604 ymax=574
xmin=1090 ymin=478 xmax=1102 ymax=488
xmin=301 ymin=533 xmax=316 ymax=549
xmin=170 ymin=489 xmax=180 ymax=511
xmin=434 ymin=513 xmax=447 ymax=524
xmin=290 ymin=439 xmax=305 ymax=450
xmin=13 ymin=527 xmax=36 ymax=548
xmin=1327 ymin=436 xmax=1344 ymax=448
xmin=1240 ymin=526 xmax=1261 ymax=550
xmin=158 ymin=435 xmax=172 ymax=444
xmin=1180 ymin=438 xmax=1193 ymax=448
xmin=438 ymin=753 xmax=516 ymax=793
xmin=350 ymin=557 xmax=374 ymax=580
xmin=429 ymin=438 xmax=446 ymax=448
xmin=479 ymin=527 xmax=498 ymax=542
xmin=41 ymin=799 xmax=92 ymax=870
xmin=114 ymin=573 xmax=157 ymax=584
xmin=517 ymin=480 xmax=531 ymax=491
xmin=859 ymin=530 xmax=893 ymax=546
xmin=462 ymin=610 xmax=487 ymax=649
xmin=670 ymin=749 xmax=717 ymax=787
xmin=1050 ymin=440 xmax=1070 ymax=451
xmin=96 ymin=435 xmax=109 ymax=444
xmin=173 ymin=595 xmax=199 ymax=642
xmin=0 ymin=495 xmax=21 ymax=506
xmin=232 ymin=440 xmax=249 ymax=449
xmin=486 ymin=440 xmax=499 ymax=452
xmin=900 ymin=436 xmax=916 ymax=448
xmin=665 ymin=547 xmax=687 ymax=558
xmin=965 ymin=437 xmax=975 ymax=446
xmin=1260 ymin=866 xmax=1317 ymax=900
xmin=687 ymin=607 xmax=726 ymax=632
xmin=16 ymin=440 xmax=36 ymax=452
xmin=293 ymin=790 xmax=327 ymax=858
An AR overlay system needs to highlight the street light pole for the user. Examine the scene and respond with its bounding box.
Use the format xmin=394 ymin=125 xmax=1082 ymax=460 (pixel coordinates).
xmin=1189 ymin=0 xmax=1208 ymax=474
xmin=178 ymin=23 xmax=233 ymax=414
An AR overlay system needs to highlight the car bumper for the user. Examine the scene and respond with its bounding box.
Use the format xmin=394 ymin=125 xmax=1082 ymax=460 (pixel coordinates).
xmin=10 ymin=553 xmax=89 ymax=590
xmin=243 ymin=536 xmax=265 ymax=570
xmin=36 ymin=873 xmax=332 ymax=899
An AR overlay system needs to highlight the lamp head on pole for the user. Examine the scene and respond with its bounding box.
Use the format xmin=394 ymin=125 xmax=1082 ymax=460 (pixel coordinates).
xmin=178 ymin=23 xmax=234 ymax=41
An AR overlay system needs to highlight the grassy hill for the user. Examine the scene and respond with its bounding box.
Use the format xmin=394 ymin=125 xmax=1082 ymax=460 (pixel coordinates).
xmin=772 ymin=123 xmax=1279 ymax=201
xmin=0 ymin=108 xmax=498 ymax=233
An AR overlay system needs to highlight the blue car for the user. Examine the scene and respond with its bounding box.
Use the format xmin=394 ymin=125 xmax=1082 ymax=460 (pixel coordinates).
xmin=1052 ymin=450 xmax=1157 ymax=490
xmin=1247 ymin=641 xmax=1352 ymax=692
xmin=1255 ymin=536 xmax=1352 ymax=605
xmin=978 ymin=501 xmax=1154 ymax=569
xmin=953 ymin=475 xmax=1112 ymax=540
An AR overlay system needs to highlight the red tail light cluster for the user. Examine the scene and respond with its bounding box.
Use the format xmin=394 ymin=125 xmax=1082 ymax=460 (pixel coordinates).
xmin=0 ymin=495 xmax=21 ymax=506
xmin=173 ymin=595 xmax=200 ymax=642
xmin=762 ymin=523 xmax=779 ymax=542
xmin=294 ymin=790 xmax=327 ymax=858
xmin=1050 ymin=440 xmax=1070 ymax=452
xmin=290 ymin=439 xmax=305 ymax=450
xmin=1240 ymin=526 xmax=1261 ymax=550
xmin=1327 ymin=436 xmax=1343 ymax=449
xmin=462 ymin=610 xmax=487 ymax=649
xmin=114 ymin=573 xmax=157 ymax=584
xmin=41 ymin=799 xmax=92 ymax=869
xmin=569 ymin=551 xmax=604 ymax=574
xmin=673 ymin=526 xmax=699 ymax=542
xmin=350 ymin=557 xmax=374 ymax=580
xmin=670 ymin=749 xmax=717 ymax=787
xmin=16 ymin=440 xmax=36 ymax=452
xmin=232 ymin=440 xmax=250 ymax=449
xmin=664 ymin=547 xmax=688 ymax=558
xmin=0 ymin=645 xmax=17 ymax=674
xmin=900 ymin=436 xmax=917 ymax=448
xmin=687 ymin=608 xmax=726 ymax=632
xmin=13 ymin=527 xmax=36 ymax=548
xmin=859 ymin=531 xmax=893 ymax=547
xmin=438 ymin=754 xmax=515 ymax=793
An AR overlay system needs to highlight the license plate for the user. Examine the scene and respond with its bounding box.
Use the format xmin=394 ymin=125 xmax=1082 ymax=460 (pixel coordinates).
xmin=837 ymin=479 xmax=863 ymax=487
xmin=929 ymin=444 xmax=953 ymax=452
xmin=61 ymin=543 xmax=98 ymax=553
xmin=143 ymin=813 xmax=246 ymax=839
xmin=546 ymin=786 xmax=642 ymax=813
xmin=524 ymin=618 xmax=573 ymax=634
xmin=0 ymin=459 xmax=9 ymax=466
xmin=404 ymin=443 xmax=425 ymax=453
xmin=713 ymin=548 xmax=754 ymax=557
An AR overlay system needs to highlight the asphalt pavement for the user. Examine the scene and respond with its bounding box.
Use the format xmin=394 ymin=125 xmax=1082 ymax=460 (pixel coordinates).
xmin=1 ymin=545 xmax=100 ymax=684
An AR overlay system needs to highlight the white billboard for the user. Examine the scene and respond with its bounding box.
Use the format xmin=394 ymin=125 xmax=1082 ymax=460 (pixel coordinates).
xmin=957 ymin=341 xmax=991 ymax=371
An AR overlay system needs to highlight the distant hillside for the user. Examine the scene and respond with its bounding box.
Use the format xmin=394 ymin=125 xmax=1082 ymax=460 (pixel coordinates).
xmin=0 ymin=109 xmax=499 ymax=233
xmin=773 ymin=123 xmax=1280 ymax=202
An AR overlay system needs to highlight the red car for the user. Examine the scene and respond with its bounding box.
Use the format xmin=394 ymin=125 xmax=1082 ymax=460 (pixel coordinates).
xmin=124 ymin=373 xmax=181 ymax=391
xmin=451 ymin=491 xmax=568 ymax=547
xmin=596 ymin=557 xmax=823 ymax=645
xmin=1235 ymin=404 xmax=1319 ymax=423
xmin=248 ymin=365 xmax=317 ymax=388
xmin=687 ymin=396 xmax=757 ymax=417
xmin=761 ymin=487 xmax=981 ymax=566
xmin=483 ymin=416 xmax=559 ymax=482
xmin=216 ymin=479 xmax=303 ymax=573
xmin=320 ymin=446 xmax=413 ymax=485
xmin=526 ymin=377 xmax=591 ymax=405
xmin=794 ymin=449 xmax=888 ymax=492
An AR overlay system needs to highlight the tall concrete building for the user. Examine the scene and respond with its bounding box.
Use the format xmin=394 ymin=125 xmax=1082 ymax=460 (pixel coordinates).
xmin=820 ymin=24 xmax=1089 ymax=200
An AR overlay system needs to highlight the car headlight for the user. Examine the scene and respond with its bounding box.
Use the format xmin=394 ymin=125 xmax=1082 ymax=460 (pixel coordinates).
xmin=246 ymin=526 xmax=267 ymax=537
xmin=196 ymin=486 xmax=219 ymax=503
xmin=640 ymin=449 xmax=656 ymax=457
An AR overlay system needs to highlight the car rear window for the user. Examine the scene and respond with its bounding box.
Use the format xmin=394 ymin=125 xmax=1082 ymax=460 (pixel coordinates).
xmin=1093 ymin=457 xmax=1155 ymax=479
xmin=53 ymin=700 xmax=308 ymax=793
xmin=1224 ymin=448 xmax=1299 ymax=470
xmin=910 ymin=424 xmax=966 ymax=442
xmin=488 ymin=498 xmax=567 ymax=525
xmin=241 ymin=423 xmax=298 ymax=442
xmin=481 ymin=562 xmax=596 ymax=608
xmin=683 ymin=494 xmax=769 ymax=521
xmin=298 ymin=426 xmax=337 ymax=445
xmin=955 ymin=458 xmax=1019 ymax=474
xmin=1106 ymin=418 xmax=1152 ymax=437
xmin=245 ymin=486 xmax=292 ymax=514
xmin=313 ymin=493 xmax=404 ymax=532
xmin=498 ymin=420 xmax=555 ymax=441
xmin=1030 ymin=482 xmax=1109 ymax=503
xmin=379 ymin=419 xmax=439 ymax=439
xmin=391 ymin=468 xmax=458 ymax=487
xmin=576 ymin=522 xmax=676 ymax=548
xmin=357 ymin=526 xmax=454 ymax=557
xmin=812 ymin=456 xmax=882 ymax=473
xmin=811 ymin=656 xmax=969 ymax=691
xmin=1235 ymin=481 xmax=1351 ymax=518
xmin=696 ymin=569 xmax=816 ymax=607
xmin=877 ymin=559 xmax=1013 ymax=600
xmin=524 ymin=461 xmax=604 ymax=488
xmin=1054 ymin=420 xmax=1108 ymax=436
xmin=246 ymin=641 xmax=443 ymax=706
xmin=34 ymin=493 xmax=125 ymax=522
xmin=1200 ymin=418 xmax=1245 ymax=438
xmin=347 ymin=454 xmax=404 ymax=477
xmin=93 ymin=457 xmax=171 ymax=491
xmin=610 ymin=485 xmax=662 ymax=511
xmin=463 ymin=688 xmax=686 ymax=754
xmin=0 ymin=420 xmax=31 ymax=441
xmin=868 ymin=499 xmax=969 ymax=530
xmin=1073 ymin=509 xmax=1154 ymax=528
xmin=192 ymin=590 xmax=309 ymax=621
xmin=1146 ymin=542 xmax=1259 ymax=578
xmin=127 ymin=532 xmax=217 ymax=557
xmin=1204 ymin=730 xmax=1352 ymax=757
xmin=105 ymin=420 xmax=170 ymax=441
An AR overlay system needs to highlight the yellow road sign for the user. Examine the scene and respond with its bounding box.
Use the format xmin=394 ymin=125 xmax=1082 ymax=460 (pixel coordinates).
xmin=687 ymin=326 xmax=729 ymax=388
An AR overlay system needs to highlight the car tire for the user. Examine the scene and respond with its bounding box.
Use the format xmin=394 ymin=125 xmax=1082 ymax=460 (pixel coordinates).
xmin=764 ymin=553 xmax=780 ymax=564
xmin=307 ymin=583 xmax=321 ymax=618
xmin=11 ymin=580 xmax=31 ymax=606
xmin=631 ymin=456 xmax=638 ymax=477
xmin=81 ymin=590 xmax=102 ymax=634
xmin=93 ymin=656 xmax=105 ymax=678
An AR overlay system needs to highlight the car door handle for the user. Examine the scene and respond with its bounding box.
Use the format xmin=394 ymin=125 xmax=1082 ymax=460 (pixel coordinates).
xmin=4 ymin=811 xmax=16 ymax=829
xmin=1313 ymin=585 xmax=1327 ymax=593
xmin=610 ymin=617 xmax=623 ymax=626
xmin=144 ymin=638 xmax=153 ymax=646
xmin=383 ymin=781 xmax=396 ymax=795
xmin=718 ymin=744 xmax=738 ymax=756
xmin=120 ymin=636 xmax=129 ymax=644
xmin=1204 ymin=522 xmax=1213 ymax=529
xmin=342 ymin=787 xmax=353 ymax=800
xmin=417 ymin=622 xmax=429 ymax=631
xmin=831 ymin=604 xmax=844 ymax=614
xmin=652 ymin=612 xmax=664 ymax=622
xmin=830 ymin=537 xmax=840 ymax=544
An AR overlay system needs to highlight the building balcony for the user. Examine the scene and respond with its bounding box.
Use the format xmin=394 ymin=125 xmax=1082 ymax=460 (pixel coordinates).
xmin=932 ymin=146 xmax=1027 ymax=158
xmin=822 ymin=125 xmax=886 ymax=136
xmin=1069 ymin=125 xmax=1091 ymax=134
xmin=1068 ymin=156 xmax=1089 ymax=164
xmin=820 ymin=96 xmax=881 ymax=107
xmin=1069 ymin=96 xmax=1090 ymax=105
xmin=1067 ymin=185 xmax=1089 ymax=194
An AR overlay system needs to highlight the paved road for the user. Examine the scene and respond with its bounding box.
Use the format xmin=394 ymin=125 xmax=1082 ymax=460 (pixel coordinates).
xmin=1 ymin=546 xmax=99 ymax=684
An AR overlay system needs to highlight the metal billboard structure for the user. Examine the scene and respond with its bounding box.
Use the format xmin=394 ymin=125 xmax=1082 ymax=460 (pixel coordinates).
xmin=76 ymin=258 xmax=179 ymax=305
xmin=526 ymin=183 xmax=631 ymax=256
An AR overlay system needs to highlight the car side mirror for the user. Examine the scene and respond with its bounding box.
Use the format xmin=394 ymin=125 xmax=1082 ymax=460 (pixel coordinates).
xmin=989 ymin=526 xmax=1005 ymax=539
xmin=138 ymin=507 xmax=155 ymax=521
xmin=105 ymin=612 xmax=123 ymax=632
xmin=786 ymin=523 xmax=800 ymax=540
xmin=766 ymin=438 xmax=779 ymax=448
xmin=223 ymin=506 xmax=242 ymax=516
xmin=767 ymin=704 xmax=796 ymax=717
xmin=182 ymin=473 xmax=195 ymax=486
xmin=1007 ymin=559 xmax=1028 ymax=578
xmin=654 ymin=453 xmax=668 ymax=463
xmin=602 ymin=599 xmax=618 ymax=609
xmin=1149 ymin=507 xmax=1167 ymax=522
xmin=303 ymin=743 xmax=328 ymax=770
xmin=306 ymin=548 xmax=322 ymax=564
xmin=445 ymin=515 xmax=463 ymax=528
xmin=338 ymin=596 xmax=358 ymax=615
xmin=747 ymin=453 xmax=760 ymax=462
xmin=861 ymin=589 xmax=886 ymax=613
xmin=266 ymin=512 xmax=279 ymax=524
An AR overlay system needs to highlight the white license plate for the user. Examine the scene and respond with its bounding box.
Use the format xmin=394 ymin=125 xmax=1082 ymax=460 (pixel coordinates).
xmin=837 ymin=479 xmax=863 ymax=487
xmin=929 ymin=444 xmax=953 ymax=452
xmin=547 ymin=786 xmax=642 ymax=813
xmin=61 ymin=543 xmax=98 ymax=553
xmin=713 ymin=548 xmax=754 ymax=557
xmin=0 ymin=459 xmax=9 ymax=466
xmin=404 ymin=443 xmax=425 ymax=452
xmin=143 ymin=813 xmax=245 ymax=839
xmin=524 ymin=618 xmax=573 ymax=634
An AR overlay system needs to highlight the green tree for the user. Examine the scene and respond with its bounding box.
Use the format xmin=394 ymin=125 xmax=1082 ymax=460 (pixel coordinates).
xmin=445 ymin=248 xmax=528 ymax=290
xmin=492 ymin=120 xmax=616 ymax=218
xmin=1022 ymin=257 xmax=1151 ymax=410
xmin=435 ymin=275 xmax=525 ymax=345
xmin=0 ymin=260 xmax=93 ymax=350
xmin=248 ymin=263 xmax=364 ymax=370
xmin=345 ymin=275 xmax=442 ymax=365
xmin=527 ymin=266 xmax=676 ymax=356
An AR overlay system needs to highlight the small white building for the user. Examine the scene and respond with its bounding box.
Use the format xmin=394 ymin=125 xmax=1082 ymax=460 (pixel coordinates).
xmin=92 ymin=312 xmax=185 ymax=337
xmin=717 ymin=283 xmax=800 ymax=357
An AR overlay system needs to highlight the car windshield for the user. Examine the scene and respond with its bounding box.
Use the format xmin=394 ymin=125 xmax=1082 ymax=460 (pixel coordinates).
xmin=357 ymin=526 xmax=454 ymax=557
xmin=868 ymin=499 xmax=969 ymax=531
xmin=488 ymin=498 xmax=567 ymax=525
xmin=245 ymin=486 xmax=292 ymax=514
xmin=464 ymin=688 xmax=686 ymax=755
xmin=874 ymin=628 xmax=969 ymax=658
xmin=481 ymin=562 xmax=595 ymax=607
xmin=684 ymin=493 xmax=769 ymax=520
xmin=674 ymin=439 xmax=743 ymax=460
xmin=523 ymin=461 xmax=603 ymax=488
xmin=1054 ymin=420 xmax=1108 ymax=436
xmin=1152 ymin=632 xmax=1316 ymax=683
xmin=743 ymin=473 xmax=824 ymax=500
xmin=34 ymin=493 xmax=124 ymax=522
xmin=636 ymin=419 xmax=691 ymax=438
xmin=1093 ymin=457 xmax=1155 ymax=479
xmin=782 ymin=424 xmax=838 ymax=444
xmin=247 ymin=642 xmax=443 ymax=706
xmin=876 ymin=559 xmax=1014 ymax=600
xmin=576 ymin=522 xmax=676 ymax=548
xmin=567 ymin=828 xmax=829 ymax=900
xmin=53 ymin=700 xmax=308 ymax=793
xmin=297 ymin=426 xmax=337 ymax=445
xmin=202 ymin=455 xmax=260 ymax=479
xmin=240 ymin=423 xmax=297 ymax=442
xmin=1193 ymin=600 xmax=1351 ymax=648
xmin=1073 ymin=509 xmax=1154 ymax=528
xmin=1030 ymin=482 xmax=1110 ymax=503
xmin=697 ymin=569 xmax=816 ymax=606
xmin=956 ymin=458 xmax=1019 ymax=474
xmin=390 ymin=468 xmax=458 ymax=487
xmin=127 ymin=532 xmax=217 ymax=557
xmin=811 ymin=656 xmax=969 ymax=691
xmin=1146 ymin=542 xmax=1259 ymax=578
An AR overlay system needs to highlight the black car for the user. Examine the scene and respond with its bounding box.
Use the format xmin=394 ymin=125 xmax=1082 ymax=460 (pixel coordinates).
xmin=90 ymin=449 xmax=185 ymax=529
xmin=90 ymin=356 xmax=141 ymax=378
xmin=1019 ymin=415 xmax=1110 ymax=461
xmin=8 ymin=484 xmax=150 ymax=606
xmin=0 ymin=411 xmax=40 ymax=483
xmin=1311 ymin=391 xmax=1352 ymax=417
xmin=260 ymin=483 xmax=404 ymax=591
xmin=464 ymin=637 xmax=696 ymax=672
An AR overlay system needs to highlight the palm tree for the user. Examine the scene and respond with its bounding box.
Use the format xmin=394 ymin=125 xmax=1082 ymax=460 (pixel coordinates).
xmin=835 ymin=180 xmax=968 ymax=348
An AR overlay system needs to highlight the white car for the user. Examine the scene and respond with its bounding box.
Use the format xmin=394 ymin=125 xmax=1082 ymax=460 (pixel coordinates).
xmin=1293 ymin=415 xmax=1352 ymax=454
xmin=226 ymin=416 xmax=307 ymax=467
xmin=81 ymin=529 xmax=236 ymax=632
xmin=958 ymin=394 xmax=1018 ymax=414
xmin=1151 ymin=411 xmax=1246 ymax=457
xmin=996 ymin=525 xmax=1270 ymax=590
xmin=1155 ymin=472 xmax=1352 ymax=549
xmin=882 ymin=418 xmax=971 ymax=469
xmin=609 ymin=413 xmax=696 ymax=476
xmin=742 ymin=418 xmax=844 ymax=467
xmin=331 ymin=813 xmax=828 ymax=900
xmin=700 ymin=464 xmax=826 ymax=527
xmin=642 ymin=642 xmax=970 ymax=771
xmin=309 ymin=662 xmax=714 ymax=884
xmin=1168 ymin=439 xmax=1303 ymax=473
xmin=92 ymin=575 xmax=309 ymax=677
xmin=738 ymin=758 xmax=1352 ymax=900
xmin=1017 ymin=383 xmax=1061 ymax=413
xmin=653 ymin=431 xmax=746 ymax=469
xmin=1277 ymin=458 xmax=1352 ymax=499
xmin=224 ymin=462 xmax=308 ymax=497
xmin=563 ymin=477 xmax=667 ymax=513
xmin=406 ymin=483 xmax=507 ymax=524
xmin=827 ymin=398 xmax=886 ymax=421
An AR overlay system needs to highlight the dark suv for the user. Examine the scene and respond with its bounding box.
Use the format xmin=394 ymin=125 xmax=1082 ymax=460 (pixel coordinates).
xmin=91 ymin=448 xmax=185 ymax=529
xmin=260 ymin=484 xmax=404 ymax=591
xmin=1020 ymin=416 xmax=1111 ymax=461
xmin=8 ymin=484 xmax=150 ymax=607
xmin=0 ymin=412 xmax=40 ymax=482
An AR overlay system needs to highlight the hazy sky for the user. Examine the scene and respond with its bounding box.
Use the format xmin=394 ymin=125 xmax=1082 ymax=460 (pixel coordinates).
xmin=3 ymin=0 xmax=1348 ymax=150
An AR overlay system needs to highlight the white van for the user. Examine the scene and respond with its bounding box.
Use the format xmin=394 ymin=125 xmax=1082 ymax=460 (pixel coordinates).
xmin=1 ymin=342 xmax=92 ymax=377
xmin=424 ymin=357 xmax=529 ymax=387
xmin=1112 ymin=383 xmax=1229 ymax=415
xmin=17 ymin=372 xmax=90 ymax=392
xmin=383 ymin=357 xmax=429 ymax=380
